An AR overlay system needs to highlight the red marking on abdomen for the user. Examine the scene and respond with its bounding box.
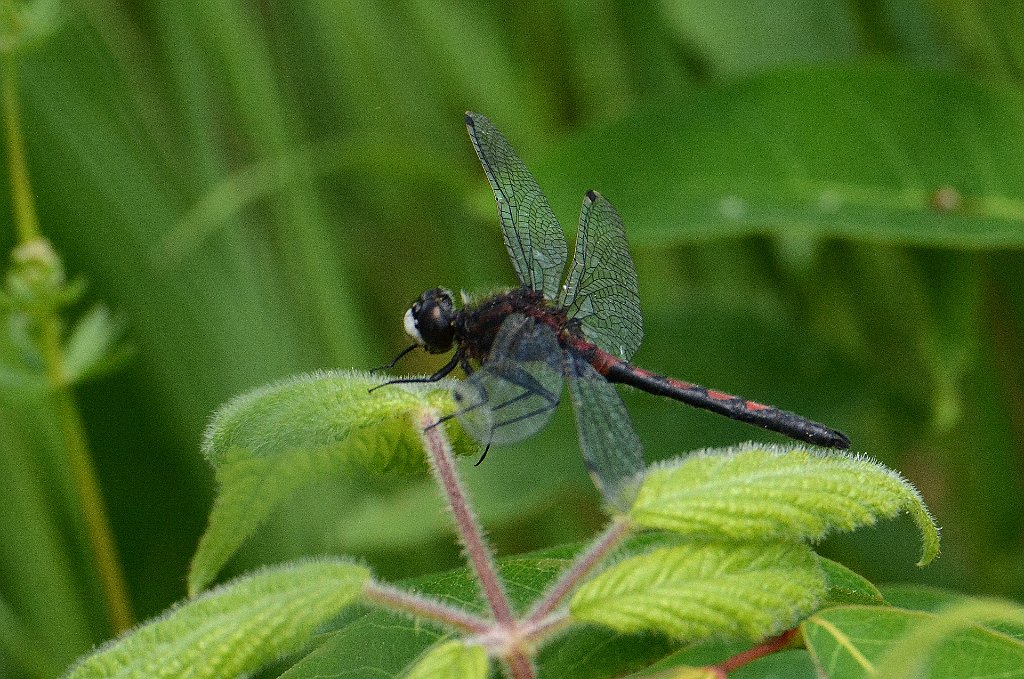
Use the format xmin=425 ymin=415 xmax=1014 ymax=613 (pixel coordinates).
xmin=744 ymin=400 xmax=769 ymax=411
xmin=588 ymin=347 xmax=619 ymax=375
xmin=706 ymin=389 xmax=735 ymax=401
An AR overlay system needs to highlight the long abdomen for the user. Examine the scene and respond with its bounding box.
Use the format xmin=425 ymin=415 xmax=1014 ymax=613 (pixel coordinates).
xmin=594 ymin=350 xmax=850 ymax=449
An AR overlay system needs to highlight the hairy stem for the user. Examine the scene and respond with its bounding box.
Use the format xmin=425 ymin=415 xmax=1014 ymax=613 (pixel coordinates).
xmin=504 ymin=651 xmax=537 ymax=679
xmin=418 ymin=412 xmax=514 ymax=626
xmin=362 ymin=581 xmax=491 ymax=634
xmin=520 ymin=610 xmax=571 ymax=643
xmin=525 ymin=516 xmax=631 ymax=625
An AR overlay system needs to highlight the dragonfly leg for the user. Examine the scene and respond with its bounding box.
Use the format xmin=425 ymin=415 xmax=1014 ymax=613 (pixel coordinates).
xmin=369 ymin=343 xmax=419 ymax=373
xmin=474 ymin=442 xmax=492 ymax=466
xmin=490 ymin=363 xmax=561 ymax=409
xmin=368 ymin=351 xmax=461 ymax=393
xmin=424 ymin=379 xmax=493 ymax=431
xmin=491 ymin=402 xmax=559 ymax=432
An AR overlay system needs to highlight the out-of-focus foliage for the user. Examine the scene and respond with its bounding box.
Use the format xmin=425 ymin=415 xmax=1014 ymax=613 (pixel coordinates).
xmin=1 ymin=0 xmax=1022 ymax=676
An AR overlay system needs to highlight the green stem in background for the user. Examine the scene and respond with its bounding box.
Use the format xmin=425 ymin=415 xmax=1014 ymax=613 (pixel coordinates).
xmin=44 ymin=349 xmax=135 ymax=633
xmin=1 ymin=53 xmax=135 ymax=633
xmin=1 ymin=55 xmax=39 ymax=243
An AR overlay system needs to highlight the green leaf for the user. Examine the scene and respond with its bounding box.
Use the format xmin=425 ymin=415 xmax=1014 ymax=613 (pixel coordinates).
xmin=282 ymin=543 xmax=677 ymax=679
xmin=884 ymin=585 xmax=1024 ymax=640
xmin=402 ymin=640 xmax=488 ymax=679
xmin=61 ymin=305 xmax=132 ymax=384
xmin=802 ymin=603 xmax=1024 ymax=679
xmin=659 ymin=0 xmax=858 ymax=75
xmin=879 ymin=584 xmax=967 ymax=613
xmin=569 ymin=541 xmax=825 ymax=642
xmin=65 ymin=559 xmax=369 ymax=679
xmin=629 ymin=444 xmax=939 ymax=566
xmin=639 ymin=643 xmax=816 ymax=679
xmin=189 ymin=370 xmax=473 ymax=595
xmin=875 ymin=599 xmax=1024 ymax=678
xmin=818 ymin=557 xmax=886 ymax=607
xmin=536 ymin=65 xmax=1024 ymax=249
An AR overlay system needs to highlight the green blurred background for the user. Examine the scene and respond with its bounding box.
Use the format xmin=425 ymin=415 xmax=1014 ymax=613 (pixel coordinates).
xmin=2 ymin=0 xmax=1024 ymax=675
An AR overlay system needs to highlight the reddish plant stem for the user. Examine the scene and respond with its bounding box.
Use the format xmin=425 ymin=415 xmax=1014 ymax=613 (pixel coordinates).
xmin=521 ymin=610 xmax=571 ymax=643
xmin=714 ymin=628 xmax=800 ymax=674
xmin=418 ymin=413 xmax=515 ymax=626
xmin=362 ymin=581 xmax=492 ymax=634
xmin=504 ymin=649 xmax=537 ymax=679
xmin=525 ymin=516 xmax=631 ymax=625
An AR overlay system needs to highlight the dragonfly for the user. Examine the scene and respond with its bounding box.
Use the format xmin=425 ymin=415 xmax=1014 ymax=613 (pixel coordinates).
xmin=376 ymin=112 xmax=849 ymax=507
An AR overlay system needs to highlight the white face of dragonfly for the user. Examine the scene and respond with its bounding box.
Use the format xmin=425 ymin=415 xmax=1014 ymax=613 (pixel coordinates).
xmin=404 ymin=287 xmax=456 ymax=354
xmin=404 ymin=307 xmax=424 ymax=345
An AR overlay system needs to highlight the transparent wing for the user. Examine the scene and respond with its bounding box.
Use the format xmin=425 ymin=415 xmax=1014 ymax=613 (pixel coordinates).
xmin=559 ymin=190 xmax=643 ymax=361
xmin=565 ymin=352 xmax=645 ymax=509
xmin=466 ymin=112 xmax=568 ymax=300
xmin=454 ymin=314 xmax=563 ymax=446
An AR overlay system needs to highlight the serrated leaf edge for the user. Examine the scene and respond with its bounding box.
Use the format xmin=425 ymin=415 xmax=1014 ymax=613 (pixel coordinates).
xmin=632 ymin=442 xmax=940 ymax=565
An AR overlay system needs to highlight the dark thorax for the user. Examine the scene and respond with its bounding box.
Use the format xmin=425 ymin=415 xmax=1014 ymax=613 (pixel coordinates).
xmin=455 ymin=287 xmax=572 ymax=363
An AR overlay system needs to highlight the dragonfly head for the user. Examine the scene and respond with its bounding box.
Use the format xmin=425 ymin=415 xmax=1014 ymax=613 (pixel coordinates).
xmin=405 ymin=288 xmax=456 ymax=354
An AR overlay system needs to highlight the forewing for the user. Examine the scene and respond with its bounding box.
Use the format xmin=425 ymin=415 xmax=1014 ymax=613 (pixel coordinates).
xmin=454 ymin=314 xmax=564 ymax=446
xmin=565 ymin=352 xmax=645 ymax=510
xmin=559 ymin=190 xmax=643 ymax=360
xmin=465 ymin=112 xmax=568 ymax=299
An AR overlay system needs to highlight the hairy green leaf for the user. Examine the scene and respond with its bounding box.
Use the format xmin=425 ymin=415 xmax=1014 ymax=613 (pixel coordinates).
xmin=65 ymin=559 xmax=369 ymax=679
xmin=402 ymin=640 xmax=488 ymax=679
xmin=802 ymin=603 xmax=1024 ymax=679
xmin=570 ymin=541 xmax=825 ymax=642
xmin=630 ymin=444 xmax=939 ymax=566
xmin=189 ymin=370 xmax=472 ymax=594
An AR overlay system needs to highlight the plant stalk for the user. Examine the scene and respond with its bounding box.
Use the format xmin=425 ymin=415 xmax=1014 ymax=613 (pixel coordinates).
xmin=503 ymin=651 xmax=536 ymax=679
xmin=362 ymin=581 xmax=492 ymax=634
xmin=1 ymin=55 xmax=40 ymax=243
xmin=525 ymin=516 xmax=631 ymax=625
xmin=1 ymin=53 xmax=135 ymax=633
xmin=418 ymin=412 xmax=515 ymax=626
xmin=715 ymin=628 xmax=799 ymax=675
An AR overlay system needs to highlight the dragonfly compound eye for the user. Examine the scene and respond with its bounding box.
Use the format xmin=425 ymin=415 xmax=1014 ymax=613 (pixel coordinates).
xmin=405 ymin=287 xmax=456 ymax=353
